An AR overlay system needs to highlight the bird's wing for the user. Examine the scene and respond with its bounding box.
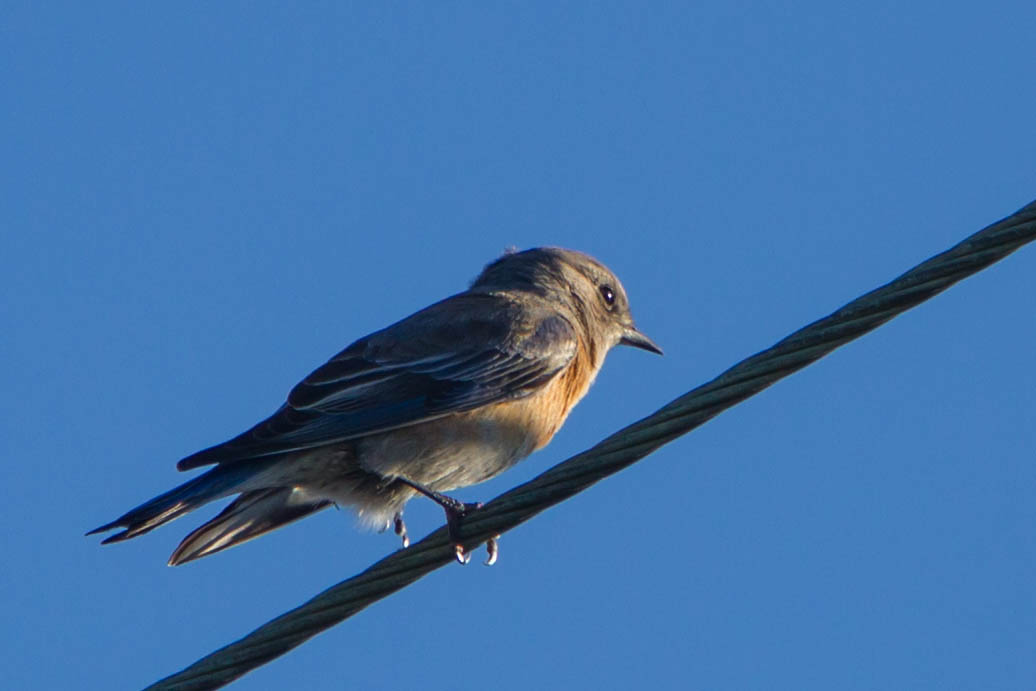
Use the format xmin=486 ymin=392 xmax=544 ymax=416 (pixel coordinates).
xmin=177 ymin=293 xmax=577 ymax=469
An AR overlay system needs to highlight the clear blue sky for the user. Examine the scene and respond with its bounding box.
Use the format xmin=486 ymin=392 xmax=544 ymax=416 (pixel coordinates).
xmin=4 ymin=3 xmax=1035 ymax=690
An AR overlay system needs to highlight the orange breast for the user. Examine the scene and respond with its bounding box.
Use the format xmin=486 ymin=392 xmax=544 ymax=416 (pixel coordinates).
xmin=486 ymin=337 xmax=598 ymax=452
xmin=356 ymin=337 xmax=602 ymax=490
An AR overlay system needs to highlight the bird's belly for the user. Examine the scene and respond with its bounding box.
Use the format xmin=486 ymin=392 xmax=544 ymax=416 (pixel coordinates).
xmin=355 ymin=398 xmax=559 ymax=492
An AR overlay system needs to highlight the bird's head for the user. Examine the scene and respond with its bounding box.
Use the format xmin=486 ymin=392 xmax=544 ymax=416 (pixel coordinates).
xmin=472 ymin=247 xmax=662 ymax=357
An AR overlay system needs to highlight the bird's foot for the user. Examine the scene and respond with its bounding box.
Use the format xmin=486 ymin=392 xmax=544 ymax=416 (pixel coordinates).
xmin=485 ymin=535 xmax=500 ymax=566
xmin=445 ymin=507 xmax=500 ymax=566
xmin=393 ymin=511 xmax=409 ymax=549
xmin=394 ymin=477 xmax=499 ymax=565
xmin=443 ymin=499 xmax=483 ymax=565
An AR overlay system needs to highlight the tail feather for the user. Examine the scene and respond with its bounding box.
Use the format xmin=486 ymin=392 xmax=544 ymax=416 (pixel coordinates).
xmin=87 ymin=464 xmax=260 ymax=543
xmin=167 ymin=488 xmax=331 ymax=565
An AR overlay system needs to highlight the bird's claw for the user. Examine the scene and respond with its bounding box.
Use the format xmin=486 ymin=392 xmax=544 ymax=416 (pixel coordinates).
xmin=446 ymin=501 xmax=483 ymax=565
xmin=454 ymin=544 xmax=472 ymax=565
xmin=393 ymin=512 xmax=409 ymax=549
xmin=484 ymin=535 xmax=500 ymax=566
xmin=452 ymin=535 xmax=499 ymax=566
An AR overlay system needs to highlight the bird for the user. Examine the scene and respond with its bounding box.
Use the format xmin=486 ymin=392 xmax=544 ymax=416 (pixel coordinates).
xmin=89 ymin=247 xmax=661 ymax=566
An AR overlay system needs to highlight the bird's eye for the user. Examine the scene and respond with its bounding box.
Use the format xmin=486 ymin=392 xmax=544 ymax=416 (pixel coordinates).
xmin=599 ymin=285 xmax=615 ymax=307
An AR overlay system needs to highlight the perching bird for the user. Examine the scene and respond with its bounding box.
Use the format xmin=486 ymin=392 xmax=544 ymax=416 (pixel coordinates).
xmin=89 ymin=247 xmax=661 ymax=565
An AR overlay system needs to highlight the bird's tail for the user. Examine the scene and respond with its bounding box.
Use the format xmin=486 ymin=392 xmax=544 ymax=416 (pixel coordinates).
xmin=167 ymin=488 xmax=332 ymax=565
xmin=87 ymin=463 xmax=263 ymax=545
xmin=88 ymin=461 xmax=334 ymax=565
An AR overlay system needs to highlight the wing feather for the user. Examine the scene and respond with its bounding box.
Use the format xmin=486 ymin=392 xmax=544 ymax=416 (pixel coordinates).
xmin=177 ymin=293 xmax=576 ymax=470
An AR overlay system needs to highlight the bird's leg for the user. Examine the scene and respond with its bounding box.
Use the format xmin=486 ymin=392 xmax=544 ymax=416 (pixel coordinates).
xmin=393 ymin=511 xmax=409 ymax=548
xmin=395 ymin=477 xmax=489 ymax=565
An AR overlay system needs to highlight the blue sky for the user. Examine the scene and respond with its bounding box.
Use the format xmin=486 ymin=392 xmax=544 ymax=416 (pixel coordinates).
xmin=4 ymin=3 xmax=1035 ymax=689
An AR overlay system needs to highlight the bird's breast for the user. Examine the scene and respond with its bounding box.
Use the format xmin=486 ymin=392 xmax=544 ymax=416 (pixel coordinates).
xmin=356 ymin=342 xmax=600 ymax=492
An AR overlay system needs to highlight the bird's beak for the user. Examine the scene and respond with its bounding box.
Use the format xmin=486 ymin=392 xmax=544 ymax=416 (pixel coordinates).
xmin=620 ymin=326 xmax=663 ymax=355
